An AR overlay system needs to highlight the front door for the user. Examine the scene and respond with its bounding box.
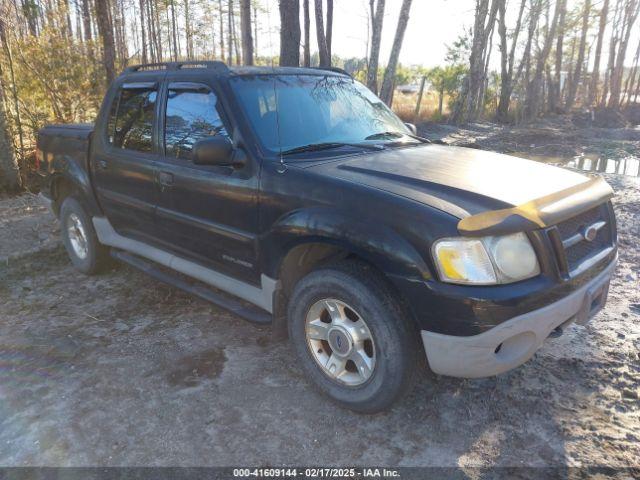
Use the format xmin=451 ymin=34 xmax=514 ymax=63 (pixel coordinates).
xmin=154 ymin=81 xmax=260 ymax=284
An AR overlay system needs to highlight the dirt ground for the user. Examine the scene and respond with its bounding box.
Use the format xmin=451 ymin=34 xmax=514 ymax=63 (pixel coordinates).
xmin=0 ymin=121 xmax=639 ymax=471
xmin=419 ymin=114 xmax=640 ymax=163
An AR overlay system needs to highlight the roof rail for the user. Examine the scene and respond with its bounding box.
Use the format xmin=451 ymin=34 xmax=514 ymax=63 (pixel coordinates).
xmin=123 ymin=61 xmax=229 ymax=74
xmin=314 ymin=66 xmax=352 ymax=77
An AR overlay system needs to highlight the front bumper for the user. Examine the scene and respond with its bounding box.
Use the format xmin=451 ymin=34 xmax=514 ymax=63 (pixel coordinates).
xmin=421 ymin=256 xmax=617 ymax=378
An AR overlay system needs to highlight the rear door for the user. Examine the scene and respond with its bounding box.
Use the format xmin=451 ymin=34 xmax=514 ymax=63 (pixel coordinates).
xmin=91 ymin=81 xmax=160 ymax=241
xmin=153 ymin=80 xmax=261 ymax=284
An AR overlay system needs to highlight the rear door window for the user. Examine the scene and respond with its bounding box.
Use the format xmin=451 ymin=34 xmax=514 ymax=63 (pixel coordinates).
xmin=107 ymin=84 xmax=158 ymax=153
xmin=164 ymin=83 xmax=229 ymax=161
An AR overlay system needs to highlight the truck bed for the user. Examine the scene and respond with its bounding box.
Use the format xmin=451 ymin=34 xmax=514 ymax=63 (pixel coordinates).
xmin=37 ymin=123 xmax=93 ymax=176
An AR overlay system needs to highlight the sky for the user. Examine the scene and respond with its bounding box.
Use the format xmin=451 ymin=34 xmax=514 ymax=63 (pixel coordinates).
xmin=256 ymin=0 xmax=640 ymax=69
xmin=259 ymin=0 xmax=478 ymax=68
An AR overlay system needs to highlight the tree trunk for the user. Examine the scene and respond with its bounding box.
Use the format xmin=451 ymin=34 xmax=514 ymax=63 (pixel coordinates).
xmin=366 ymin=0 xmax=385 ymax=93
xmin=59 ymin=0 xmax=72 ymax=37
xmin=514 ymin=0 xmax=542 ymax=90
xmin=379 ymin=0 xmax=413 ymax=106
xmin=169 ymin=0 xmax=178 ymax=60
xmin=549 ymin=0 xmax=566 ymax=112
xmin=233 ymin=6 xmax=241 ymax=64
xmin=112 ymin=0 xmax=128 ymax=64
xmin=566 ymin=0 xmax=591 ymax=109
xmin=22 ymin=0 xmax=39 ymax=35
xmin=624 ymin=39 xmax=640 ymax=106
xmin=253 ymin=2 xmax=258 ymax=58
xmin=588 ymin=0 xmax=609 ymax=105
xmin=218 ymin=0 xmax=225 ymax=62
xmin=0 ymin=95 xmax=20 ymax=191
xmin=601 ymin=0 xmax=623 ymax=107
xmin=139 ymin=0 xmax=147 ymax=63
xmin=325 ymin=0 xmax=333 ymax=60
xmin=81 ymin=0 xmax=92 ymax=40
xmin=0 ymin=36 xmax=21 ymax=191
xmin=75 ymin=0 xmax=83 ymax=40
xmin=452 ymin=0 xmax=500 ymax=123
xmin=279 ymin=0 xmax=300 ymax=67
xmin=152 ymin=0 xmax=163 ymax=60
xmin=496 ymin=0 xmax=525 ymax=122
xmin=524 ymin=0 xmax=564 ymax=119
xmin=239 ymin=0 xmax=254 ymax=65
xmin=414 ymin=75 xmax=426 ymax=118
xmin=314 ymin=0 xmax=330 ymax=67
xmin=95 ymin=0 xmax=116 ymax=85
xmin=608 ymin=0 xmax=640 ymax=108
xmin=228 ymin=0 xmax=234 ymax=64
xmin=633 ymin=59 xmax=640 ymax=107
xmin=185 ymin=0 xmax=194 ymax=59
xmin=147 ymin=0 xmax=160 ymax=61
xmin=478 ymin=21 xmax=495 ymax=114
xmin=497 ymin=0 xmax=509 ymax=119
xmin=303 ymin=0 xmax=311 ymax=66
xmin=565 ymin=28 xmax=577 ymax=103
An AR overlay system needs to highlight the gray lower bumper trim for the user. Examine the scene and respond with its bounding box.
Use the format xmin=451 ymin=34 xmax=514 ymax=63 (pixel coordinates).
xmin=421 ymin=257 xmax=617 ymax=378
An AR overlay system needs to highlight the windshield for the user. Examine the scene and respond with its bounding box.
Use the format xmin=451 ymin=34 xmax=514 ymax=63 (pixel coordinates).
xmin=230 ymin=74 xmax=414 ymax=155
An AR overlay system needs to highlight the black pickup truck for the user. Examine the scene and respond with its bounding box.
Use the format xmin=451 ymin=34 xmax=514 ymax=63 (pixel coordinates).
xmin=37 ymin=61 xmax=617 ymax=413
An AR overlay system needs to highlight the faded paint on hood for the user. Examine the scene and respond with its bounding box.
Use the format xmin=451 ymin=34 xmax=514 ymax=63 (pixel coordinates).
xmin=307 ymin=144 xmax=590 ymax=217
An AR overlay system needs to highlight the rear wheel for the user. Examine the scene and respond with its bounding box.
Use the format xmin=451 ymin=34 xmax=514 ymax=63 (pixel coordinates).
xmin=59 ymin=197 xmax=110 ymax=274
xmin=288 ymin=261 xmax=420 ymax=413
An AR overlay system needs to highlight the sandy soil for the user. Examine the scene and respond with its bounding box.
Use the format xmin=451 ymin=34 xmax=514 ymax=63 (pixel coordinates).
xmin=0 ymin=124 xmax=638 ymax=471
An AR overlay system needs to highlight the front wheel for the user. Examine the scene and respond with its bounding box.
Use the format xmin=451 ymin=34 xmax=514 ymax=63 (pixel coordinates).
xmin=287 ymin=261 xmax=420 ymax=413
xmin=59 ymin=196 xmax=110 ymax=275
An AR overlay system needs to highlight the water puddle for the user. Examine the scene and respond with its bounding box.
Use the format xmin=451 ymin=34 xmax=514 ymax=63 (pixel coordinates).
xmin=514 ymin=153 xmax=640 ymax=177
xmin=564 ymin=156 xmax=640 ymax=177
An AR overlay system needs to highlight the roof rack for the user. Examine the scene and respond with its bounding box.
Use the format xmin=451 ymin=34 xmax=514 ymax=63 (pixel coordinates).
xmin=314 ymin=66 xmax=352 ymax=77
xmin=123 ymin=61 xmax=230 ymax=74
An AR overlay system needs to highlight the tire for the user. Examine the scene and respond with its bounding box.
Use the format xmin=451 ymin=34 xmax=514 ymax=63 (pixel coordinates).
xmin=59 ymin=196 xmax=110 ymax=275
xmin=287 ymin=260 xmax=420 ymax=413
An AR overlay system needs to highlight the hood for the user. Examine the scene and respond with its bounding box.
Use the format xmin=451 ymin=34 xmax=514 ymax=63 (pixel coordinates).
xmin=306 ymin=145 xmax=591 ymax=218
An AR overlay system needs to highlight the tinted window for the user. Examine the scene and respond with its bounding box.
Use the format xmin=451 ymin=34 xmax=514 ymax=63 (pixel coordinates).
xmin=108 ymin=87 xmax=157 ymax=152
xmin=165 ymin=86 xmax=228 ymax=161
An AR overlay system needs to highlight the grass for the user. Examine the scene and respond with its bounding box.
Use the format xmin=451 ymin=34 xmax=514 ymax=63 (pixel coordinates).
xmin=392 ymin=90 xmax=451 ymax=123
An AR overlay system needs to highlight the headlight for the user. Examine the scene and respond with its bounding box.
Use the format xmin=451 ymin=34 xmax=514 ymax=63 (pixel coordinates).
xmin=484 ymin=233 xmax=540 ymax=282
xmin=433 ymin=233 xmax=540 ymax=285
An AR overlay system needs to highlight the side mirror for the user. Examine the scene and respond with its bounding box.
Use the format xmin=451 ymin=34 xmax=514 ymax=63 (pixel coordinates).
xmin=192 ymin=136 xmax=235 ymax=166
xmin=405 ymin=123 xmax=418 ymax=135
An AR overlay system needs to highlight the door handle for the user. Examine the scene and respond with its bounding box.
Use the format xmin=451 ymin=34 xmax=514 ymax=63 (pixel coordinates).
xmin=98 ymin=159 xmax=108 ymax=170
xmin=158 ymin=171 xmax=174 ymax=187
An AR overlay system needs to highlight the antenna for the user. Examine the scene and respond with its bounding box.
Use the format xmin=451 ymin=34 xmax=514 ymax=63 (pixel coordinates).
xmin=272 ymin=66 xmax=286 ymax=173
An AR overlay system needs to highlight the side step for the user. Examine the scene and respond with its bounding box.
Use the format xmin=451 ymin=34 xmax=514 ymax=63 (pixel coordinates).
xmin=111 ymin=250 xmax=272 ymax=325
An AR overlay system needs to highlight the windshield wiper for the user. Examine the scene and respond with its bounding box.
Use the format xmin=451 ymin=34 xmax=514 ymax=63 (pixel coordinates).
xmin=365 ymin=131 xmax=431 ymax=143
xmin=281 ymin=142 xmax=383 ymax=156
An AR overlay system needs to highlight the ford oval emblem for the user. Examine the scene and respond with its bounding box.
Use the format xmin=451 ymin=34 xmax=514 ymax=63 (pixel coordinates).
xmin=584 ymin=226 xmax=598 ymax=242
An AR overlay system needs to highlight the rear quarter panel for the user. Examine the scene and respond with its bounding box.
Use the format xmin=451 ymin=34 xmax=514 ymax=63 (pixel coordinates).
xmin=37 ymin=124 xmax=101 ymax=216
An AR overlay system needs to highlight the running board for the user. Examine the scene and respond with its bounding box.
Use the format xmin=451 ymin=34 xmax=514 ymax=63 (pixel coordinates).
xmin=111 ymin=250 xmax=272 ymax=325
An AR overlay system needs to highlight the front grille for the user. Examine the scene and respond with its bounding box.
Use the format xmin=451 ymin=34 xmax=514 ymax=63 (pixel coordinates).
xmin=551 ymin=203 xmax=614 ymax=276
